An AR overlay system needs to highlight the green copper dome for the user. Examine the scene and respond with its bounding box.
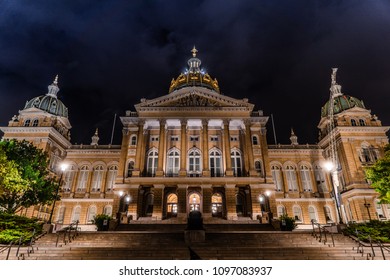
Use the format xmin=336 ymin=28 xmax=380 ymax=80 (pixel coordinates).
xmin=23 ymin=75 xmax=69 ymax=118
xmin=321 ymin=95 xmax=365 ymax=118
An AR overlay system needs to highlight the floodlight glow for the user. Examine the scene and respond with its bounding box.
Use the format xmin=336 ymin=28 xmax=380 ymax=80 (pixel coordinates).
xmin=60 ymin=163 xmax=69 ymax=172
xmin=324 ymin=161 xmax=334 ymax=172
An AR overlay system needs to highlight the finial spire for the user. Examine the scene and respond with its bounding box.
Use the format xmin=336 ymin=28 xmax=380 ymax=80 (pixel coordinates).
xmin=191 ymin=46 xmax=198 ymax=57
xmin=91 ymin=128 xmax=99 ymax=146
xmin=330 ymin=68 xmax=342 ymax=97
xmin=290 ymin=128 xmax=298 ymax=145
xmin=47 ymin=74 xmax=60 ymax=98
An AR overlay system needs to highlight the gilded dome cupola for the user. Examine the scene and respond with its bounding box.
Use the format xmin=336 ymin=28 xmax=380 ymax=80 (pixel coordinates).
xmin=169 ymin=47 xmax=220 ymax=93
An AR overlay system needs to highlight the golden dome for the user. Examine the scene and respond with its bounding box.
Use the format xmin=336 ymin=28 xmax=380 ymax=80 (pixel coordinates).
xmin=169 ymin=47 xmax=220 ymax=94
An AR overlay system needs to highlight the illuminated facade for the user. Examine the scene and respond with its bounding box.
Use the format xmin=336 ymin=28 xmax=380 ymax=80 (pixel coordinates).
xmin=1 ymin=48 xmax=389 ymax=229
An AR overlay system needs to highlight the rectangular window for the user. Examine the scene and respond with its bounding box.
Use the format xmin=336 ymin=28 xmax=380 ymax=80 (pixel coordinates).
xmin=230 ymin=136 xmax=238 ymax=142
xmin=150 ymin=136 xmax=159 ymax=142
xmin=210 ymin=136 xmax=219 ymax=142
xmin=171 ymin=136 xmax=179 ymax=141
xmin=190 ymin=136 xmax=199 ymax=141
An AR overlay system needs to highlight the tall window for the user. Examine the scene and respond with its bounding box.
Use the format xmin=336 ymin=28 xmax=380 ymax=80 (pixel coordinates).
xmin=104 ymin=205 xmax=113 ymax=217
xmin=359 ymin=119 xmax=366 ymax=126
xmin=188 ymin=149 xmax=201 ymax=175
xmin=166 ymin=149 xmax=179 ymax=177
xmin=210 ymin=149 xmax=222 ymax=177
xmin=71 ymin=206 xmax=81 ymax=223
xmin=255 ymin=161 xmax=262 ymax=176
xmin=91 ymin=165 xmax=104 ymax=192
xmin=106 ymin=165 xmax=117 ymax=191
xmin=360 ymin=144 xmax=378 ymax=164
xmin=351 ymin=119 xmax=357 ymax=126
xmin=147 ymin=149 xmax=158 ymax=176
xmin=375 ymin=200 xmax=385 ymax=219
xmin=324 ymin=206 xmax=332 ymax=222
xmin=77 ymin=166 xmax=89 ymax=192
xmin=130 ymin=135 xmax=137 ymax=145
xmin=285 ymin=165 xmax=298 ymax=191
xmin=277 ymin=205 xmax=286 ymax=217
xmin=56 ymin=206 xmax=66 ymax=223
xmin=252 ymin=135 xmax=259 ymax=145
xmin=300 ymin=166 xmax=312 ymax=192
xmin=23 ymin=119 xmax=30 ymax=126
xmin=293 ymin=206 xmax=302 ymax=222
xmin=271 ymin=165 xmax=284 ymax=192
xmin=231 ymin=149 xmax=242 ymax=177
xmin=127 ymin=161 xmax=134 ymax=177
xmin=308 ymin=206 xmax=317 ymax=222
xmin=63 ymin=166 xmax=76 ymax=192
xmin=86 ymin=205 xmax=97 ymax=224
xmin=314 ymin=165 xmax=327 ymax=192
xmin=32 ymin=119 xmax=39 ymax=127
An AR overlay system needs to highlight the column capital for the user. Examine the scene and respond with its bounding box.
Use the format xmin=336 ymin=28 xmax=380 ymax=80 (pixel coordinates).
xmin=223 ymin=119 xmax=230 ymax=126
xmin=158 ymin=119 xmax=166 ymax=126
xmin=243 ymin=119 xmax=251 ymax=126
xmin=201 ymin=119 xmax=209 ymax=126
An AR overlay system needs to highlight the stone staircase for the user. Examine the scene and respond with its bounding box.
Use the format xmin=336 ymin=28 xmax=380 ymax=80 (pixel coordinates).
xmin=2 ymin=227 xmax=388 ymax=260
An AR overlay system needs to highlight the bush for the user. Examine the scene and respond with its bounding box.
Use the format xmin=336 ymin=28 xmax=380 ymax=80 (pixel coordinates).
xmin=343 ymin=220 xmax=390 ymax=243
xmin=0 ymin=213 xmax=43 ymax=244
xmin=279 ymin=214 xmax=297 ymax=231
xmin=92 ymin=214 xmax=111 ymax=231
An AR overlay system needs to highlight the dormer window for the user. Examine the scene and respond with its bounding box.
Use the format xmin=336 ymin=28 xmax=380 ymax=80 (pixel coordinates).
xmin=359 ymin=119 xmax=366 ymax=126
xmin=24 ymin=119 xmax=31 ymax=126
xmin=32 ymin=119 xmax=39 ymax=127
xmin=351 ymin=119 xmax=357 ymax=126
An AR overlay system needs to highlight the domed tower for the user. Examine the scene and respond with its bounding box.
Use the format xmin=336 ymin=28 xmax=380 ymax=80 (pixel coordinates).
xmin=0 ymin=75 xmax=72 ymax=171
xmin=318 ymin=68 xmax=389 ymax=222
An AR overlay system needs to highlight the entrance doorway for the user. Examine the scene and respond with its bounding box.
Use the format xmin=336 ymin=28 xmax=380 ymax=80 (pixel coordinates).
xmin=167 ymin=193 xmax=178 ymax=218
xmin=212 ymin=193 xmax=223 ymax=217
xmin=189 ymin=193 xmax=201 ymax=212
xmin=144 ymin=193 xmax=154 ymax=217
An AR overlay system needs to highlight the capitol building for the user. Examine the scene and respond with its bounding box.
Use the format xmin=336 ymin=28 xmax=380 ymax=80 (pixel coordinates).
xmin=1 ymin=48 xmax=389 ymax=229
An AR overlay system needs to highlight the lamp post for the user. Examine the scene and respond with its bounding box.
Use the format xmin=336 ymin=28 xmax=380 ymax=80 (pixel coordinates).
xmin=48 ymin=163 xmax=68 ymax=225
xmin=324 ymin=161 xmax=344 ymax=224
xmin=363 ymin=197 xmax=372 ymax=222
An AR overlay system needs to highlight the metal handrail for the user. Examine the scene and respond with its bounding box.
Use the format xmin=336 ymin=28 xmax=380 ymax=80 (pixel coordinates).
xmin=351 ymin=230 xmax=390 ymax=260
xmin=55 ymin=221 xmax=80 ymax=247
xmin=311 ymin=220 xmax=335 ymax=247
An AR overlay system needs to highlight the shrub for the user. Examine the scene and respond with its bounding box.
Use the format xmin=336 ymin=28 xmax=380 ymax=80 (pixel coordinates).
xmin=92 ymin=214 xmax=111 ymax=231
xmin=0 ymin=213 xmax=43 ymax=244
xmin=343 ymin=220 xmax=390 ymax=243
xmin=279 ymin=214 xmax=297 ymax=231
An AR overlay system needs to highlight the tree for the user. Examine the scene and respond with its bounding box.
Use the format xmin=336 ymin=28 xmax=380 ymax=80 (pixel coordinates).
xmin=366 ymin=144 xmax=390 ymax=204
xmin=0 ymin=140 xmax=58 ymax=214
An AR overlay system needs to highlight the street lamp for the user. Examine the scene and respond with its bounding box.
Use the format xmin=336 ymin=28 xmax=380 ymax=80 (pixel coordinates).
xmin=363 ymin=197 xmax=372 ymax=222
xmin=48 ymin=163 xmax=68 ymax=224
xmin=324 ymin=161 xmax=344 ymax=224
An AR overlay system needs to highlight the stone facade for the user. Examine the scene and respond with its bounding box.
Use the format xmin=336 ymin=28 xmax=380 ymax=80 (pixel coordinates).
xmin=1 ymin=50 xmax=389 ymax=229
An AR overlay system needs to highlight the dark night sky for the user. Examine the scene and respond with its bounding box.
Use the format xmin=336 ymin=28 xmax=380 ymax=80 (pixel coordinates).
xmin=1 ymin=0 xmax=389 ymax=145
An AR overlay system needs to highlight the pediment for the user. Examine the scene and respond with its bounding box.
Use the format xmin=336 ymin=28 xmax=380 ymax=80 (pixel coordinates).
xmin=135 ymin=89 xmax=253 ymax=110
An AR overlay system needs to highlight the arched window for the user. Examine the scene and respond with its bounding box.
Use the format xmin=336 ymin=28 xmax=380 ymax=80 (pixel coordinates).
xmin=255 ymin=161 xmax=262 ymax=176
xmin=277 ymin=205 xmax=286 ymax=217
xmin=252 ymin=135 xmax=259 ymax=145
xmin=166 ymin=149 xmax=180 ymax=177
xmin=147 ymin=149 xmax=158 ymax=177
xmin=127 ymin=161 xmax=134 ymax=177
xmin=103 ymin=205 xmax=113 ymax=217
xmin=314 ymin=164 xmax=327 ymax=192
xmin=271 ymin=165 xmax=284 ymax=192
xmin=167 ymin=194 xmax=178 ymax=217
xmin=63 ymin=165 xmax=76 ymax=192
xmin=231 ymin=149 xmax=242 ymax=177
xmin=285 ymin=165 xmax=298 ymax=191
xmin=71 ymin=206 xmax=81 ymax=223
xmin=293 ymin=205 xmax=302 ymax=222
xmin=188 ymin=149 xmax=201 ymax=175
xmin=359 ymin=119 xmax=366 ymax=126
xmin=106 ymin=165 xmax=117 ymax=192
xmin=91 ymin=165 xmax=104 ymax=192
xmin=210 ymin=149 xmax=222 ymax=177
xmin=351 ymin=119 xmax=357 ymax=126
xmin=324 ymin=206 xmax=333 ymax=222
xmin=56 ymin=206 xmax=66 ymax=223
xmin=86 ymin=205 xmax=97 ymax=224
xmin=130 ymin=135 xmax=137 ymax=145
xmin=23 ymin=119 xmax=30 ymax=126
xmin=77 ymin=166 xmax=89 ymax=192
xmin=300 ymin=165 xmax=313 ymax=192
xmin=375 ymin=200 xmax=385 ymax=220
xmin=212 ymin=193 xmax=223 ymax=216
xmin=308 ymin=206 xmax=317 ymax=222
xmin=32 ymin=119 xmax=39 ymax=127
